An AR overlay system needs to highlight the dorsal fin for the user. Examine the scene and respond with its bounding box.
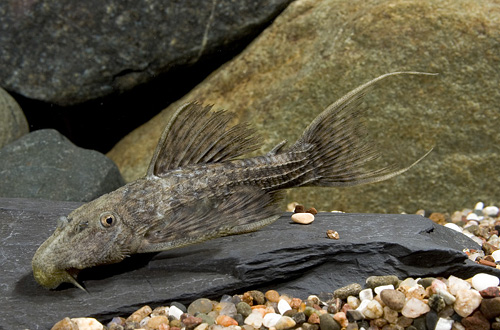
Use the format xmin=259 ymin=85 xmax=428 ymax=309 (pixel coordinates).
xmin=147 ymin=102 xmax=261 ymax=177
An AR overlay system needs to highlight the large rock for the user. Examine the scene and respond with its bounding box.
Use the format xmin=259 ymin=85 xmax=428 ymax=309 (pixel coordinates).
xmin=0 ymin=0 xmax=292 ymax=105
xmin=0 ymin=86 xmax=28 ymax=149
xmin=108 ymin=0 xmax=500 ymax=213
xmin=1 ymin=197 xmax=497 ymax=330
xmin=0 ymin=129 xmax=125 ymax=202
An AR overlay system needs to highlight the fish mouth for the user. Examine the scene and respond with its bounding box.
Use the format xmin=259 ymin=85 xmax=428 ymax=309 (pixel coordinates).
xmin=32 ymin=264 xmax=86 ymax=291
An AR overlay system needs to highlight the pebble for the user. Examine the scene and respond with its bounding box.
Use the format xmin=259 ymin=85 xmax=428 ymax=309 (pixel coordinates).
xmin=169 ymin=305 xmax=185 ymax=320
xmin=346 ymin=296 xmax=360 ymax=309
xmin=453 ymin=288 xmax=482 ymax=317
xmin=244 ymin=311 xmax=263 ymax=327
xmin=263 ymin=313 xmax=282 ymax=328
xmin=333 ymin=283 xmax=362 ymax=299
xmin=274 ymin=316 xmax=296 ymax=330
xmin=127 ymin=305 xmax=153 ymax=323
xmin=148 ymin=315 xmax=170 ymax=329
xmin=484 ymin=205 xmax=500 ymax=217
xmin=436 ymin=288 xmax=456 ymax=305
xmin=291 ymin=212 xmax=315 ymax=224
xmin=71 ymin=318 xmax=103 ymax=330
xmin=326 ymin=230 xmax=339 ymax=239
xmin=236 ymin=302 xmax=252 ymax=318
xmin=51 ymin=317 xmax=78 ymax=330
xmin=401 ymin=298 xmax=430 ymax=318
xmin=379 ymin=289 xmax=406 ymax=311
xmin=358 ymin=288 xmax=373 ymax=301
xmin=447 ymin=275 xmax=471 ymax=295
xmin=361 ymin=300 xmax=383 ymax=319
xmin=444 ymin=223 xmax=462 ymax=232
xmin=265 ymin=290 xmax=280 ymax=303
xmin=374 ymin=284 xmax=394 ymax=295
xmin=461 ymin=310 xmax=490 ymax=330
xmin=216 ymin=315 xmax=238 ymax=327
xmin=188 ymin=298 xmax=214 ymax=315
xmin=480 ymin=296 xmax=500 ymax=319
xmin=366 ymin=275 xmax=400 ymax=288
xmin=434 ymin=317 xmax=453 ymax=330
xmin=319 ymin=314 xmax=340 ymax=330
xmin=471 ymin=272 xmax=500 ymax=291
xmin=278 ymin=299 xmax=292 ymax=315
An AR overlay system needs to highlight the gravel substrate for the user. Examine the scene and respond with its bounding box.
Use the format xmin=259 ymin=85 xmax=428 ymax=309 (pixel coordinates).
xmin=49 ymin=202 xmax=500 ymax=330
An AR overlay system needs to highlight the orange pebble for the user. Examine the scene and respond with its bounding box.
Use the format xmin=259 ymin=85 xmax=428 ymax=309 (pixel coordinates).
xmin=216 ymin=315 xmax=238 ymax=327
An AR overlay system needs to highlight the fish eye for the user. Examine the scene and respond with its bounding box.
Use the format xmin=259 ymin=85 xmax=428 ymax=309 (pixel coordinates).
xmin=99 ymin=212 xmax=117 ymax=228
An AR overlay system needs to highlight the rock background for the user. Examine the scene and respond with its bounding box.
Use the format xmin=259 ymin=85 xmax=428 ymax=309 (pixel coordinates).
xmin=0 ymin=0 xmax=293 ymax=105
xmin=107 ymin=0 xmax=500 ymax=213
xmin=1 ymin=198 xmax=496 ymax=330
xmin=0 ymin=87 xmax=28 ymax=149
xmin=0 ymin=129 xmax=125 ymax=202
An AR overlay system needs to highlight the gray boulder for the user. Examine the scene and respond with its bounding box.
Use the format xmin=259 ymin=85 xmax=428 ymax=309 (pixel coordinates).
xmin=0 ymin=87 xmax=28 ymax=149
xmin=0 ymin=0 xmax=293 ymax=105
xmin=0 ymin=129 xmax=125 ymax=202
xmin=1 ymin=197 xmax=496 ymax=330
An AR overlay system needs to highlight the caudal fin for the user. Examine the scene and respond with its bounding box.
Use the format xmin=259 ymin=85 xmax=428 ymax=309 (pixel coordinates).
xmin=291 ymin=71 xmax=435 ymax=187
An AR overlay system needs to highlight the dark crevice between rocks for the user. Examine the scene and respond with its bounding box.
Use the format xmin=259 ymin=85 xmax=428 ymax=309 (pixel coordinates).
xmin=9 ymin=12 xmax=288 ymax=155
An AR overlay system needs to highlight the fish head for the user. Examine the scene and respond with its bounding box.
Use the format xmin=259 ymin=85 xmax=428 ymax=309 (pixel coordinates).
xmin=32 ymin=190 xmax=137 ymax=290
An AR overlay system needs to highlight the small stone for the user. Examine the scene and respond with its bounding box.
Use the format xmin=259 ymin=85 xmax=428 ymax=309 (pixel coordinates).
xmin=265 ymin=290 xmax=280 ymax=303
xmin=188 ymin=298 xmax=214 ymax=315
xmin=302 ymin=322 xmax=320 ymax=330
xmin=471 ymin=273 xmax=500 ymax=291
xmin=480 ymin=296 xmax=500 ymax=319
xmin=467 ymin=213 xmax=480 ymax=221
xmin=429 ymin=212 xmax=447 ymax=225
xmin=374 ymin=284 xmax=394 ymax=295
xmin=169 ymin=306 xmax=184 ymax=320
xmin=401 ymin=298 xmax=430 ymax=318
xmin=383 ymin=306 xmax=398 ymax=324
xmin=278 ymin=299 xmax=292 ymax=315
xmin=418 ymin=277 xmax=437 ymax=288
xmin=263 ymin=313 xmax=282 ymax=328
xmin=484 ymin=206 xmax=500 ymax=217
xmin=244 ymin=312 xmax=263 ymax=327
xmin=436 ymin=288 xmax=456 ymax=305
xmin=334 ymin=283 xmax=362 ymax=300
xmin=346 ymin=296 xmax=360 ymax=309
xmin=359 ymin=288 xmax=373 ymax=301
xmin=326 ymin=230 xmax=339 ymax=239
xmin=308 ymin=313 xmax=321 ymax=324
xmin=425 ymin=310 xmax=438 ymax=330
xmin=236 ymin=302 xmax=252 ymax=318
xmin=148 ymin=316 xmax=170 ymax=329
xmin=275 ymin=316 xmax=296 ymax=330
xmin=290 ymin=297 xmax=303 ymax=310
xmin=215 ymin=315 xmax=238 ymax=327
xmin=448 ymin=275 xmax=471 ymax=295
xmin=319 ymin=314 xmax=340 ymax=330
xmin=345 ymin=310 xmax=364 ymax=322
xmin=71 ymin=318 xmax=104 ymax=330
xmin=306 ymin=207 xmax=318 ymax=215
xmin=434 ymin=317 xmax=453 ymax=330
xmin=292 ymin=312 xmax=306 ymax=325
xmin=444 ymin=223 xmax=462 ymax=232
xmin=292 ymin=212 xmax=315 ymax=224
xmin=480 ymin=286 xmax=500 ymax=298
xmin=194 ymin=324 xmax=209 ymax=330
xmin=429 ymin=294 xmax=446 ymax=312
xmin=294 ymin=205 xmax=305 ymax=213
xmin=51 ymin=317 xmax=78 ymax=330
xmin=171 ymin=302 xmax=187 ymax=313
xmin=380 ymin=289 xmax=406 ymax=311
xmin=247 ymin=290 xmax=266 ymax=305
xmin=461 ymin=310 xmax=490 ymax=330
xmin=197 ymin=314 xmax=215 ymax=325
xmin=482 ymin=242 xmax=499 ymax=255
xmin=454 ymin=289 xmax=482 ymax=317
xmin=215 ymin=302 xmax=237 ymax=317
xmin=332 ymin=312 xmax=347 ymax=329
xmin=366 ymin=275 xmax=400 ymax=289
xmin=491 ymin=250 xmax=500 ymax=262
xmin=361 ymin=300 xmax=383 ymax=319
xmin=127 ymin=305 xmax=153 ymax=323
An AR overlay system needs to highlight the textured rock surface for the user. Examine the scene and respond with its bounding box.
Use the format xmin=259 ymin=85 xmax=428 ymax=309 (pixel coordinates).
xmin=0 ymin=0 xmax=292 ymax=105
xmin=0 ymin=129 xmax=125 ymax=201
xmin=0 ymin=86 xmax=28 ymax=149
xmin=1 ymin=198 xmax=498 ymax=330
xmin=108 ymin=0 xmax=500 ymax=213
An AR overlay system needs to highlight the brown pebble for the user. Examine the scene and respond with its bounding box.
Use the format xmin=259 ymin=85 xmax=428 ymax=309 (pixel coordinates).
xmin=308 ymin=313 xmax=320 ymax=324
xmin=265 ymin=289 xmax=280 ymax=303
xmin=290 ymin=297 xmax=303 ymax=309
xmin=294 ymin=205 xmax=305 ymax=213
xmin=483 ymin=242 xmax=499 ymax=255
xmin=479 ymin=258 xmax=497 ymax=267
xmin=480 ymin=296 xmax=500 ymax=319
xmin=50 ymin=317 xmax=78 ymax=330
xmin=127 ymin=305 xmax=152 ymax=323
xmin=148 ymin=316 xmax=169 ymax=329
xmin=182 ymin=315 xmax=203 ymax=329
xmin=326 ymin=230 xmax=339 ymax=239
xmin=480 ymin=286 xmax=500 ymax=298
xmin=248 ymin=290 xmax=266 ymax=305
xmin=380 ymin=289 xmax=405 ymax=312
xmin=461 ymin=310 xmax=490 ymax=330
xmin=306 ymin=207 xmax=318 ymax=215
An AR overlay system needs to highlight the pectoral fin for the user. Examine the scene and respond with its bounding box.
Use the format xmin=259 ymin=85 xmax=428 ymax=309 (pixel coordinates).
xmin=147 ymin=102 xmax=261 ymax=177
xmin=137 ymin=187 xmax=282 ymax=253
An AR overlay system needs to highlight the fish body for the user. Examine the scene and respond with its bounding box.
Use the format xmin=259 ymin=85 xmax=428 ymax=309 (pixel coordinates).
xmin=32 ymin=72 xmax=434 ymax=290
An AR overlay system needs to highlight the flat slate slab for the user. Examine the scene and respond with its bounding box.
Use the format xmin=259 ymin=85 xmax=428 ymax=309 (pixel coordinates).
xmin=1 ymin=198 xmax=498 ymax=330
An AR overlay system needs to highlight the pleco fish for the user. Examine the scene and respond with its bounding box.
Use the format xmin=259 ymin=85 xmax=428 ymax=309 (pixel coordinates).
xmin=32 ymin=72 xmax=434 ymax=290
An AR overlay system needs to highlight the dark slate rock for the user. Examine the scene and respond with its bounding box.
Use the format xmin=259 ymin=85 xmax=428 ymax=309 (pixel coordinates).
xmin=0 ymin=0 xmax=292 ymax=105
xmin=0 ymin=129 xmax=125 ymax=202
xmin=2 ymin=198 xmax=499 ymax=330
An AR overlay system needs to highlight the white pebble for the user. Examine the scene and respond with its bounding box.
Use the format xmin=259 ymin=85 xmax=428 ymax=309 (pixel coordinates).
xmin=374 ymin=284 xmax=394 ymax=295
xmin=277 ymin=299 xmax=292 ymax=315
xmin=492 ymin=250 xmax=500 ymax=262
xmin=466 ymin=213 xmax=479 ymax=221
xmin=474 ymin=202 xmax=484 ymax=211
xmin=453 ymin=289 xmax=482 ymax=317
xmin=347 ymin=296 xmax=360 ymax=309
xmin=361 ymin=300 xmax=383 ymax=319
xmin=434 ymin=317 xmax=453 ymax=330
xmin=448 ymin=275 xmax=471 ymax=295
xmin=263 ymin=313 xmax=281 ymax=328
xmin=169 ymin=305 xmax=184 ymax=320
xmin=71 ymin=318 xmax=104 ymax=330
xmin=436 ymin=288 xmax=456 ymax=305
xmin=291 ymin=212 xmax=315 ymax=224
xmin=244 ymin=312 xmax=263 ymax=328
xmin=444 ymin=223 xmax=462 ymax=232
xmin=401 ymin=298 xmax=430 ymax=318
xmin=484 ymin=205 xmax=499 ymax=217
xmin=471 ymin=273 xmax=500 ymax=291
xmin=358 ymin=288 xmax=373 ymax=301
